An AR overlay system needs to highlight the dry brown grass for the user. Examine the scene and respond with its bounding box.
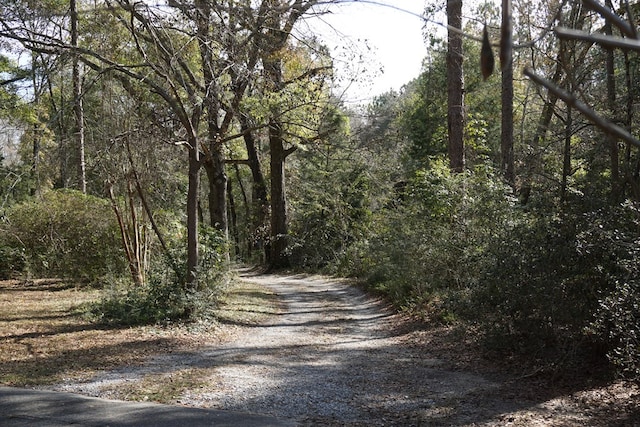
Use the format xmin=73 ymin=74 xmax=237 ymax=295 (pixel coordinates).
xmin=0 ymin=277 xmax=279 ymax=389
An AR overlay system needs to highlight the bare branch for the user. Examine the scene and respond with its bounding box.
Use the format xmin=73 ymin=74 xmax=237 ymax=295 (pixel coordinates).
xmin=555 ymin=26 xmax=640 ymax=51
xmin=582 ymin=0 xmax=637 ymax=38
xmin=523 ymin=67 xmax=640 ymax=149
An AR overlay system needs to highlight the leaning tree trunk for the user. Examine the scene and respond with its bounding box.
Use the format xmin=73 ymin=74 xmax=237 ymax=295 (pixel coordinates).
xmin=447 ymin=0 xmax=465 ymax=173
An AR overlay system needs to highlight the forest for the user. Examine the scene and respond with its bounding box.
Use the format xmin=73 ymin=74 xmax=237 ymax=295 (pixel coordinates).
xmin=0 ymin=0 xmax=639 ymax=384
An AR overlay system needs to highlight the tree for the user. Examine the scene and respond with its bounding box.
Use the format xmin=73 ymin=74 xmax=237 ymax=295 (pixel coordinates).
xmin=70 ymin=0 xmax=86 ymax=193
xmin=447 ymin=0 xmax=465 ymax=172
xmin=500 ymin=0 xmax=514 ymax=184
xmin=603 ymin=0 xmax=620 ymax=200
xmin=254 ymin=0 xmax=329 ymax=269
xmin=239 ymin=112 xmax=269 ymax=261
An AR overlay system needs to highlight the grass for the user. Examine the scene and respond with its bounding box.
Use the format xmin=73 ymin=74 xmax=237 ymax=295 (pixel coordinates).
xmin=0 ymin=276 xmax=280 ymax=400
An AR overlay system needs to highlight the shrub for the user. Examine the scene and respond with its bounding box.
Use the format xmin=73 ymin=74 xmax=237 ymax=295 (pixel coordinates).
xmin=90 ymin=225 xmax=230 ymax=325
xmin=469 ymin=200 xmax=639 ymax=374
xmin=90 ymin=274 xmax=192 ymax=326
xmin=0 ymin=244 xmax=25 ymax=279
xmin=587 ymin=202 xmax=640 ymax=381
xmin=3 ymin=190 xmax=125 ymax=281
xmin=591 ymin=280 xmax=640 ymax=380
xmin=354 ymin=159 xmax=514 ymax=318
xmin=289 ymin=164 xmax=372 ymax=271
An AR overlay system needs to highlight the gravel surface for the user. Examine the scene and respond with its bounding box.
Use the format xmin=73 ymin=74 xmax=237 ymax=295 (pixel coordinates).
xmin=44 ymin=272 xmax=640 ymax=426
xmin=180 ymin=273 xmax=501 ymax=425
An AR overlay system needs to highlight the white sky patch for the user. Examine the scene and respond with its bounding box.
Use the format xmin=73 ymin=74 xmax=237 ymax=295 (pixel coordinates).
xmin=302 ymin=1 xmax=429 ymax=105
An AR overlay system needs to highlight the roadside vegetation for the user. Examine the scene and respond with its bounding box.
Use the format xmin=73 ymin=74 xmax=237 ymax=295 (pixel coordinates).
xmin=0 ymin=277 xmax=279 ymax=392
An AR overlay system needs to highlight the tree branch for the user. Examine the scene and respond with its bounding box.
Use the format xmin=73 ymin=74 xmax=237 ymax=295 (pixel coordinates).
xmin=524 ymin=67 xmax=640 ymax=149
xmin=582 ymin=0 xmax=637 ymax=38
xmin=555 ymin=26 xmax=640 ymax=52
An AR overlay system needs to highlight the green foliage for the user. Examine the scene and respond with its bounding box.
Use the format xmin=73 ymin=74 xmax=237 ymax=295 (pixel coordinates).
xmin=2 ymin=190 xmax=125 ymax=281
xmin=398 ymin=56 xmax=448 ymax=166
xmin=0 ymin=54 xmax=33 ymax=122
xmin=463 ymin=200 xmax=640 ymax=378
xmin=587 ymin=202 xmax=640 ymax=379
xmin=591 ymin=280 xmax=640 ymax=379
xmin=470 ymin=212 xmax=601 ymax=347
xmin=0 ymin=157 xmax=32 ymax=208
xmin=354 ymin=159 xmax=514 ymax=319
xmin=0 ymin=245 xmax=25 ymax=279
xmin=89 ymin=275 xmax=192 ymax=326
xmin=289 ymin=156 xmax=372 ymax=270
xmin=89 ymin=226 xmax=230 ymax=326
xmin=339 ymin=154 xmax=640 ymax=378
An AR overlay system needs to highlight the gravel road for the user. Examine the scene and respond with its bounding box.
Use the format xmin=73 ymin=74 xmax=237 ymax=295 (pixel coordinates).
xmin=182 ymin=272 xmax=520 ymax=426
xmin=45 ymin=272 xmax=639 ymax=426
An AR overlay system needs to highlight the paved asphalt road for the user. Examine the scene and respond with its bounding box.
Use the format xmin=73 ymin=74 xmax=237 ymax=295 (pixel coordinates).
xmin=0 ymin=386 xmax=296 ymax=426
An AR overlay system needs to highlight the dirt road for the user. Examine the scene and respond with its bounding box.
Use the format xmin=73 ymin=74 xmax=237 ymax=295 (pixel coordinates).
xmin=46 ymin=272 xmax=639 ymax=426
xmin=182 ymin=272 xmax=505 ymax=425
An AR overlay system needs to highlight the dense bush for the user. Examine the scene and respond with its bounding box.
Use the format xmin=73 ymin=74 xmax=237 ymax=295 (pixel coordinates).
xmin=591 ymin=280 xmax=640 ymax=379
xmin=289 ymin=171 xmax=372 ymax=269
xmin=469 ymin=201 xmax=640 ymax=371
xmin=339 ymin=159 xmax=640 ymax=379
xmin=352 ymin=159 xmax=514 ymax=318
xmin=0 ymin=245 xmax=25 ymax=279
xmin=587 ymin=202 xmax=640 ymax=379
xmin=90 ymin=225 xmax=230 ymax=325
xmin=1 ymin=190 xmax=125 ymax=281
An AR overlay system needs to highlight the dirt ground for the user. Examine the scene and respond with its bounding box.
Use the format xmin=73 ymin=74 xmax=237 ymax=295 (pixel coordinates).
xmin=1 ymin=272 xmax=639 ymax=426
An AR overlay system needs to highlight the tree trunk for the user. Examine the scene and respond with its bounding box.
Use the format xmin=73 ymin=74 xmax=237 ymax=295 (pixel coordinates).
xmin=269 ymin=118 xmax=290 ymax=269
xmin=447 ymin=0 xmax=465 ymax=172
xmin=232 ymin=162 xmax=252 ymax=259
xmin=195 ymin=0 xmax=229 ymax=255
xmin=71 ymin=0 xmax=86 ymax=193
xmin=260 ymin=0 xmax=317 ymax=268
xmin=186 ymin=146 xmax=201 ymax=290
xmin=227 ymin=176 xmax=240 ymax=258
xmin=107 ymin=181 xmax=144 ymax=288
xmin=30 ymin=56 xmax=40 ymax=196
xmin=204 ymin=143 xmax=228 ymax=236
xmin=561 ymin=102 xmax=572 ymax=202
xmin=240 ymin=114 xmax=269 ymax=259
xmin=622 ymin=51 xmax=638 ymax=199
xmin=501 ymin=0 xmax=514 ymax=184
xmin=604 ymin=0 xmax=620 ymax=201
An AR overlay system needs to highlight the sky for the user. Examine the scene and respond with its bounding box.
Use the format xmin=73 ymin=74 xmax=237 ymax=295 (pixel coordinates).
xmin=302 ymin=1 xmax=430 ymax=104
